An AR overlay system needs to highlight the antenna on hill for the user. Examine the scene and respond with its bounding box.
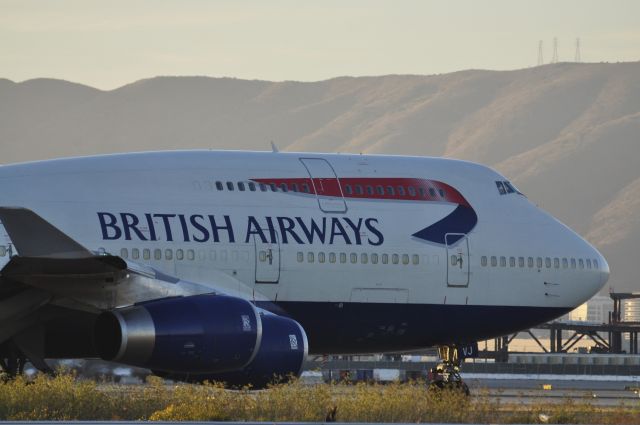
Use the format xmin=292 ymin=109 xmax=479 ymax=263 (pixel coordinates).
xmin=270 ymin=141 xmax=279 ymax=153
xmin=537 ymin=40 xmax=544 ymax=66
xmin=551 ymin=37 xmax=558 ymax=63
xmin=575 ymin=38 xmax=581 ymax=62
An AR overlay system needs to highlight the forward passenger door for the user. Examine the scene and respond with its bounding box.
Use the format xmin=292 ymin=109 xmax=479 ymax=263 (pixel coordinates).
xmin=445 ymin=233 xmax=470 ymax=287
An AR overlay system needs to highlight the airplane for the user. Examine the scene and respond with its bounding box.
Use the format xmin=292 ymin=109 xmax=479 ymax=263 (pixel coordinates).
xmin=0 ymin=150 xmax=608 ymax=389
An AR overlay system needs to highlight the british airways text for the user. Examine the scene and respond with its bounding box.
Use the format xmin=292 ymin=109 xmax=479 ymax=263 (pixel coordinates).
xmin=98 ymin=212 xmax=384 ymax=246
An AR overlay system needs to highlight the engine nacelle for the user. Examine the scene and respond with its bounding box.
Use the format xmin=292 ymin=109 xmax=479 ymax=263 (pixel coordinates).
xmin=94 ymin=294 xmax=262 ymax=373
xmin=157 ymin=312 xmax=309 ymax=389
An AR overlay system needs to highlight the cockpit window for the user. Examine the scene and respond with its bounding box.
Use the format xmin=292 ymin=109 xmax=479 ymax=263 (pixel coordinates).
xmin=503 ymin=181 xmax=515 ymax=193
xmin=496 ymin=180 xmax=524 ymax=196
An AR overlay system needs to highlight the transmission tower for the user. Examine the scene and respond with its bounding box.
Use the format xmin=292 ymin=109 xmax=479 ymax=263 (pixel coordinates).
xmin=537 ymin=40 xmax=544 ymax=66
xmin=551 ymin=37 xmax=558 ymax=63
xmin=575 ymin=38 xmax=581 ymax=62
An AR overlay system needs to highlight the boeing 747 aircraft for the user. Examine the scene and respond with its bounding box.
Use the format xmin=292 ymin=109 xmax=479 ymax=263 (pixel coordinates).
xmin=0 ymin=150 xmax=608 ymax=388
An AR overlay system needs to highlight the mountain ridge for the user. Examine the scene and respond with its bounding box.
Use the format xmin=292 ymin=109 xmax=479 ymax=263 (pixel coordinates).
xmin=1 ymin=61 xmax=639 ymax=291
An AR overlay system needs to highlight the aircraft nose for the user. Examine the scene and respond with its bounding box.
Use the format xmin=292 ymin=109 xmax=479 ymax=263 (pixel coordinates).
xmin=599 ymin=253 xmax=610 ymax=288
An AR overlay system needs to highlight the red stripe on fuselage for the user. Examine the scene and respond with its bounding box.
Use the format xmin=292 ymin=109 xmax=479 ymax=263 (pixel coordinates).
xmin=251 ymin=177 xmax=469 ymax=207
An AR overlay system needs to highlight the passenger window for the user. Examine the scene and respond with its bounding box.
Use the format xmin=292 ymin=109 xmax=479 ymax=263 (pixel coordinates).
xmin=491 ymin=256 xmax=497 ymax=267
xmin=586 ymin=259 xmax=592 ymax=269
xmin=500 ymin=256 xmax=506 ymax=267
xmin=165 ymin=249 xmax=173 ymax=260
xmin=361 ymin=253 xmax=368 ymax=264
xmin=248 ymin=182 xmax=256 ymax=191
xmin=280 ymin=183 xmax=288 ymax=192
xmin=408 ymin=187 xmax=416 ymax=197
xmin=318 ymin=252 xmax=325 ymax=263
xmin=344 ymin=185 xmax=353 ymax=195
xmin=120 ymin=248 xmax=128 ymax=259
xmin=154 ymin=249 xmax=162 ymax=260
xmin=366 ymin=186 xmax=373 ymax=195
xmin=238 ymin=182 xmax=245 ymax=191
xmin=386 ymin=186 xmax=394 ymax=196
xmin=579 ymin=259 xmax=584 ymax=269
xmin=307 ymin=252 xmax=314 ymax=263
xmin=496 ymin=181 xmax=506 ymax=195
xmin=372 ymin=253 xmax=379 ymax=264
xmin=216 ymin=181 xmax=223 ymax=190
xmin=302 ymin=183 xmax=310 ymax=193
xmin=259 ymin=183 xmax=268 ymax=191
xmin=340 ymin=253 xmax=347 ymax=263
xmin=545 ymin=257 xmax=551 ymax=268
xmin=329 ymin=252 xmax=336 ymax=263
xmin=429 ymin=188 xmax=436 ymax=197
xmin=562 ymin=258 xmax=568 ymax=268
xmin=187 ymin=249 xmax=195 ymax=260
xmin=397 ymin=186 xmax=405 ymax=196
xmin=382 ymin=254 xmax=389 ymax=264
xmin=528 ymin=257 xmax=534 ymax=268
xmin=509 ymin=257 xmax=516 ymax=267
xmin=518 ymin=257 xmax=525 ymax=267
xmin=412 ymin=254 xmax=419 ymax=265
xmin=259 ymin=251 xmax=267 ymax=262
xmin=132 ymin=248 xmax=140 ymax=260
xmin=554 ymin=258 xmax=559 ymax=268
xmin=481 ymin=256 xmax=487 ymax=267
xmin=270 ymin=183 xmax=277 ymax=192
xmin=226 ymin=182 xmax=234 ymax=191
xmin=143 ymin=248 xmax=151 ymax=260
xmin=419 ymin=188 xmax=426 ymax=197
xmin=593 ymin=259 xmax=598 ymax=269
xmin=537 ymin=257 xmax=543 ymax=268
xmin=297 ymin=252 xmax=303 ymax=263
xmin=0 ymin=246 xmax=6 ymax=257
xmin=402 ymin=254 xmax=409 ymax=265
xmin=355 ymin=185 xmax=364 ymax=195
xmin=571 ymin=258 xmax=576 ymax=269
xmin=392 ymin=254 xmax=399 ymax=264
xmin=176 ymin=249 xmax=184 ymax=261
xmin=350 ymin=253 xmax=357 ymax=264
xmin=376 ymin=186 xmax=384 ymax=195
xmin=292 ymin=183 xmax=299 ymax=192
xmin=438 ymin=189 xmax=445 ymax=197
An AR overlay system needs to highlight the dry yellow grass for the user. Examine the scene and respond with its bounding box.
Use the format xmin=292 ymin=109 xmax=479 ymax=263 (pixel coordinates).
xmin=0 ymin=373 xmax=638 ymax=423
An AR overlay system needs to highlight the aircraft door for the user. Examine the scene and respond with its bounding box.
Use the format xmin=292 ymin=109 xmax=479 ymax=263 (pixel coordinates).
xmin=445 ymin=233 xmax=470 ymax=287
xmin=300 ymin=158 xmax=347 ymax=213
xmin=254 ymin=232 xmax=280 ymax=284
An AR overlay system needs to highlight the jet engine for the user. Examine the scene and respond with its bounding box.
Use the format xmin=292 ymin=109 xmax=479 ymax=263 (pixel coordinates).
xmin=158 ymin=311 xmax=308 ymax=388
xmin=94 ymin=294 xmax=308 ymax=387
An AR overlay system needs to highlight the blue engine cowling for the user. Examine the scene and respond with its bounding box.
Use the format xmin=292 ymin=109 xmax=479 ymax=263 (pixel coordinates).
xmin=94 ymin=294 xmax=262 ymax=373
xmin=156 ymin=311 xmax=309 ymax=389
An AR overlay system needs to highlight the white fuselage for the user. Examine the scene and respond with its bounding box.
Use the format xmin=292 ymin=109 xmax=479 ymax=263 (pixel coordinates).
xmin=0 ymin=151 xmax=608 ymax=353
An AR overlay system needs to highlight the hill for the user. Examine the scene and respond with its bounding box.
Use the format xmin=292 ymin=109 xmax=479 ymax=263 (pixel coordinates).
xmin=1 ymin=62 xmax=639 ymax=292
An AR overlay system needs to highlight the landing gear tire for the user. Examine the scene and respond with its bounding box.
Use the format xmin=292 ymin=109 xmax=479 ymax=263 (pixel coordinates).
xmin=427 ymin=345 xmax=470 ymax=396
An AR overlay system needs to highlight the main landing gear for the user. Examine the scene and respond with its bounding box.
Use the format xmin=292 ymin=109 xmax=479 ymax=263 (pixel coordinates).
xmin=0 ymin=341 xmax=27 ymax=380
xmin=427 ymin=345 xmax=470 ymax=395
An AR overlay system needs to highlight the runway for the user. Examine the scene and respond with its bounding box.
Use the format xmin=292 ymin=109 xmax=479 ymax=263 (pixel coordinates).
xmin=464 ymin=374 xmax=640 ymax=406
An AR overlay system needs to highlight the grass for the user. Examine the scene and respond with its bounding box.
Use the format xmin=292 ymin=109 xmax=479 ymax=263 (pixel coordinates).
xmin=0 ymin=372 xmax=638 ymax=423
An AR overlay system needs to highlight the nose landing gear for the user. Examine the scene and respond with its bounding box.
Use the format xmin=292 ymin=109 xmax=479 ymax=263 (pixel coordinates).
xmin=427 ymin=345 xmax=470 ymax=395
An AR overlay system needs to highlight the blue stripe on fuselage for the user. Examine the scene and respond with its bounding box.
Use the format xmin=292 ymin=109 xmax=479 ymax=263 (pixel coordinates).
xmin=411 ymin=205 xmax=478 ymax=245
xmin=256 ymin=301 xmax=569 ymax=354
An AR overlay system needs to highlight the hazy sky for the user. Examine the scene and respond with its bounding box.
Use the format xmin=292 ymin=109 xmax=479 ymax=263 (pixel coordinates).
xmin=1 ymin=0 xmax=639 ymax=89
